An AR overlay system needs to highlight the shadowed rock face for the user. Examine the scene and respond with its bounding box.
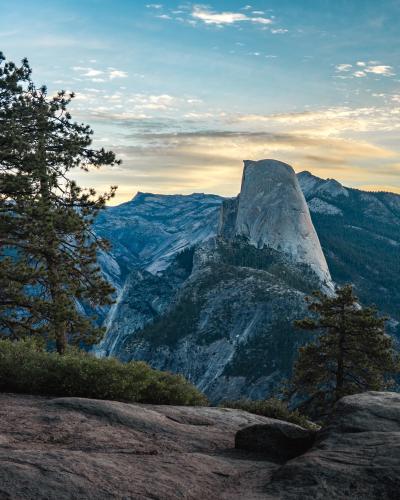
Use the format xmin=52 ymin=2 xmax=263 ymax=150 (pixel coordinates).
xmin=232 ymin=160 xmax=332 ymax=286
xmin=235 ymin=422 xmax=316 ymax=462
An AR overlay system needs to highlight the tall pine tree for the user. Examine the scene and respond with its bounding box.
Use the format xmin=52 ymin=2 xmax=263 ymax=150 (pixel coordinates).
xmin=289 ymin=285 xmax=399 ymax=418
xmin=0 ymin=52 xmax=119 ymax=353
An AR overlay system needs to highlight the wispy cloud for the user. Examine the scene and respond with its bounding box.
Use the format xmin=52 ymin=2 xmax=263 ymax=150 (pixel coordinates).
xmin=335 ymin=61 xmax=395 ymax=78
xmin=191 ymin=6 xmax=273 ymax=26
xmin=271 ymin=28 xmax=288 ymax=34
xmin=72 ymin=66 xmax=128 ymax=81
xmin=109 ymin=69 xmax=128 ymax=79
xmin=73 ymin=101 xmax=400 ymax=203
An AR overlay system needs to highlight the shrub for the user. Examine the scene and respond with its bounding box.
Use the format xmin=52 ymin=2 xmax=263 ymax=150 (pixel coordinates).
xmin=0 ymin=339 xmax=207 ymax=406
xmin=221 ymin=397 xmax=317 ymax=430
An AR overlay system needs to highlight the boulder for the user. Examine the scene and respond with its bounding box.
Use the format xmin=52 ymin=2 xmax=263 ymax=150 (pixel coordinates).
xmin=265 ymin=391 xmax=400 ymax=499
xmin=235 ymin=422 xmax=316 ymax=461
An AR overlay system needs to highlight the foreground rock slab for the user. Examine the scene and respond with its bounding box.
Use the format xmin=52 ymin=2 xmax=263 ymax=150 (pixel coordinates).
xmin=0 ymin=394 xmax=281 ymax=499
xmin=1 ymin=392 xmax=400 ymax=499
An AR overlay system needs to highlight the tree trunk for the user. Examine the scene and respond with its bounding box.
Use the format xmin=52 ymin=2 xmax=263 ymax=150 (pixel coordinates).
xmin=47 ymin=259 xmax=68 ymax=355
xmin=37 ymin=104 xmax=67 ymax=355
xmin=335 ymin=304 xmax=346 ymax=402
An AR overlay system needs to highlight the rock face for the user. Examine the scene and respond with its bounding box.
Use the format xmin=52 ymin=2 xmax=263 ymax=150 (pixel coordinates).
xmin=95 ymin=191 xmax=223 ymax=275
xmin=264 ymin=391 xmax=400 ymax=499
xmin=95 ymin=251 xmax=193 ymax=357
xmin=1 ymin=391 xmax=400 ymax=499
xmin=232 ymin=160 xmax=331 ymax=285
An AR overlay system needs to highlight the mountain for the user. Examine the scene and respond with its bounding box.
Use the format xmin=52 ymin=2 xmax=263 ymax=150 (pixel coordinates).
xmin=95 ymin=161 xmax=331 ymax=400
xmin=222 ymin=160 xmax=332 ymax=287
xmin=92 ymin=192 xmax=223 ymax=326
xmin=93 ymin=161 xmax=400 ymax=401
xmin=298 ymin=171 xmax=400 ymax=323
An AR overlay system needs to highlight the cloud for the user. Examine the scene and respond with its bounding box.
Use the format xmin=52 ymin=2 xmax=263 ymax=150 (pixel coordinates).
xmin=73 ymin=102 xmax=400 ymax=203
xmin=365 ymin=65 xmax=394 ymax=76
xmin=146 ymin=4 xmax=162 ymax=8
xmin=109 ymin=69 xmax=128 ymax=79
xmin=335 ymin=61 xmax=395 ymax=78
xmin=128 ymin=94 xmax=176 ymax=110
xmin=72 ymin=66 xmax=128 ymax=81
xmin=75 ymin=123 xmax=399 ymax=204
xmin=336 ymin=64 xmax=352 ymax=72
xmin=271 ymin=28 xmax=288 ymax=34
xmin=234 ymin=107 xmax=400 ymax=138
xmin=84 ymin=69 xmax=104 ymax=77
xmin=191 ymin=6 xmax=272 ymax=26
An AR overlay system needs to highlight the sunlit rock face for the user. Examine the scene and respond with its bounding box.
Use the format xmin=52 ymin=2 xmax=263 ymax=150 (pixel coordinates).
xmin=223 ymin=159 xmax=332 ymax=286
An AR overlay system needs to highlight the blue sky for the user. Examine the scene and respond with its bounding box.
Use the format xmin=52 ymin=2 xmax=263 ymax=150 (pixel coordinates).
xmin=1 ymin=0 xmax=400 ymax=202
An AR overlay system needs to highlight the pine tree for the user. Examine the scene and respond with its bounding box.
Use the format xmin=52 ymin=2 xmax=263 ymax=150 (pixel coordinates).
xmin=289 ymin=285 xmax=399 ymax=418
xmin=0 ymin=52 xmax=119 ymax=353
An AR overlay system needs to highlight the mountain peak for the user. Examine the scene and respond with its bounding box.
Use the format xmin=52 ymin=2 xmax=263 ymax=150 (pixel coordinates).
xmin=297 ymin=171 xmax=349 ymax=198
xmin=220 ymin=159 xmax=332 ymax=286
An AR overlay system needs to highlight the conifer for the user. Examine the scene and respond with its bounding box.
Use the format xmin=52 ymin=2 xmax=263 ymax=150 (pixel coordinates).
xmin=290 ymin=285 xmax=399 ymax=418
xmin=0 ymin=53 xmax=119 ymax=353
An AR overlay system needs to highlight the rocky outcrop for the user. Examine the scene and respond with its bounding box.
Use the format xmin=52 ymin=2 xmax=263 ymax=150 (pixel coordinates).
xmin=264 ymin=391 xmax=400 ymax=499
xmin=1 ymin=391 xmax=400 ymax=499
xmin=224 ymin=160 xmax=332 ymax=286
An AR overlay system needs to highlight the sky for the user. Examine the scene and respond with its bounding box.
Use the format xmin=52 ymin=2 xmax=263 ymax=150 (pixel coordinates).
xmin=1 ymin=0 xmax=400 ymax=203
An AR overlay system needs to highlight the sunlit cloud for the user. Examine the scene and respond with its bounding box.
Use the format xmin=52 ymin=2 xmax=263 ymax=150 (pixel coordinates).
xmin=108 ymin=69 xmax=128 ymax=79
xmin=365 ymin=64 xmax=394 ymax=76
xmin=73 ymin=103 xmax=400 ymax=204
xmin=335 ymin=61 xmax=395 ymax=78
xmin=72 ymin=66 xmax=128 ymax=81
xmin=128 ymin=94 xmax=176 ymax=110
xmin=191 ymin=6 xmax=273 ymax=26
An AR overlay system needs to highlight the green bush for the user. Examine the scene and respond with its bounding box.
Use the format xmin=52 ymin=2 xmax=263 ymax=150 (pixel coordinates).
xmin=221 ymin=397 xmax=317 ymax=430
xmin=0 ymin=339 xmax=207 ymax=406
